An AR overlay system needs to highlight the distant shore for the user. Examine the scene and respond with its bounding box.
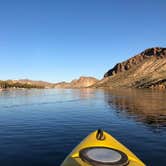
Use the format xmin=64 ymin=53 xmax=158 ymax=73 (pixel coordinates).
xmin=0 ymin=87 xmax=46 ymax=91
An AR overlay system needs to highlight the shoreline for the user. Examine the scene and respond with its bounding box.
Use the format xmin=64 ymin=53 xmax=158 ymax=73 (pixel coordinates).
xmin=0 ymin=87 xmax=47 ymax=91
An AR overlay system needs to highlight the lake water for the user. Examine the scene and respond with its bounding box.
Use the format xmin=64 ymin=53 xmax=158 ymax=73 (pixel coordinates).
xmin=0 ymin=89 xmax=166 ymax=166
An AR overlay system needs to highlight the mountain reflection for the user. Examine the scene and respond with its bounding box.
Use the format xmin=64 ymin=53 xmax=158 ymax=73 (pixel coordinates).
xmin=78 ymin=88 xmax=97 ymax=99
xmin=104 ymin=88 xmax=166 ymax=127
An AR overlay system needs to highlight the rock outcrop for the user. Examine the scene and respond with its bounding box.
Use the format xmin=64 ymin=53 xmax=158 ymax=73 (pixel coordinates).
xmin=93 ymin=47 xmax=166 ymax=89
xmin=54 ymin=76 xmax=98 ymax=88
xmin=104 ymin=47 xmax=166 ymax=77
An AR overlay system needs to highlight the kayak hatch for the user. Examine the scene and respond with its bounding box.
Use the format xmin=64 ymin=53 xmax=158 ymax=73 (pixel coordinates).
xmin=61 ymin=129 xmax=145 ymax=166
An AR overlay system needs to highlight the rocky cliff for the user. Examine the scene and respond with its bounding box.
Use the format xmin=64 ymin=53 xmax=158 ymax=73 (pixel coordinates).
xmin=54 ymin=76 xmax=98 ymax=88
xmin=93 ymin=47 xmax=166 ymax=89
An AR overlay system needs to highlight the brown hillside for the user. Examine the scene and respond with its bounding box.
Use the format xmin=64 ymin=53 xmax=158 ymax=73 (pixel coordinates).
xmin=54 ymin=76 xmax=98 ymax=88
xmin=93 ymin=47 xmax=166 ymax=89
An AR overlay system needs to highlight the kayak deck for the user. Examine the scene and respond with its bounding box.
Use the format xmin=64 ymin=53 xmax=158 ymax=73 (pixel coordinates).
xmin=61 ymin=130 xmax=145 ymax=166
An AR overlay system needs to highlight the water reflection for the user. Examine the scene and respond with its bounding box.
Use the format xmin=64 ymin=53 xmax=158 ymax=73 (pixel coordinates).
xmin=78 ymin=88 xmax=97 ymax=99
xmin=104 ymin=89 xmax=166 ymax=127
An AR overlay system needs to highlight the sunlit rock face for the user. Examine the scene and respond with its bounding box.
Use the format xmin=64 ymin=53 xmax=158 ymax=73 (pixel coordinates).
xmin=54 ymin=76 xmax=98 ymax=88
xmin=93 ymin=47 xmax=166 ymax=89
xmin=70 ymin=76 xmax=98 ymax=88
xmin=104 ymin=47 xmax=166 ymax=77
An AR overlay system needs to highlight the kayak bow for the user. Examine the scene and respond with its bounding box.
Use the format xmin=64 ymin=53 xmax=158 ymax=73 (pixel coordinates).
xmin=61 ymin=129 xmax=145 ymax=166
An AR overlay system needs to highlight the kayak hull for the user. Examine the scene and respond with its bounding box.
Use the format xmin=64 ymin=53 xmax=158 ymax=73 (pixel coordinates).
xmin=61 ymin=130 xmax=145 ymax=166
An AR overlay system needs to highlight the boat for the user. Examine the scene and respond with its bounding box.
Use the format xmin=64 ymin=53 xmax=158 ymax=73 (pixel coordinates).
xmin=61 ymin=129 xmax=145 ymax=166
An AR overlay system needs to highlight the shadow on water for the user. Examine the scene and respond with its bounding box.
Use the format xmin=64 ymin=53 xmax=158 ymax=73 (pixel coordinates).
xmin=104 ymin=88 xmax=166 ymax=129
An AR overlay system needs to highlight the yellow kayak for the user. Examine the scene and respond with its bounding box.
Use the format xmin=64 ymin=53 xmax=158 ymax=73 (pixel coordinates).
xmin=61 ymin=129 xmax=145 ymax=166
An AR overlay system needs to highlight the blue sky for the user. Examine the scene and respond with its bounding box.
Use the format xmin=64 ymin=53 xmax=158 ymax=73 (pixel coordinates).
xmin=0 ymin=0 xmax=165 ymax=82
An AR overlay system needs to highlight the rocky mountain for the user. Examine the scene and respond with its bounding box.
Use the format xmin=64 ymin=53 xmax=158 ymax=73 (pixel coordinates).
xmin=93 ymin=47 xmax=166 ymax=89
xmin=54 ymin=76 xmax=98 ymax=88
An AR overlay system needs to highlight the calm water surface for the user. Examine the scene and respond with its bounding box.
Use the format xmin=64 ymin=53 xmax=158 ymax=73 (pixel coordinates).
xmin=0 ymin=89 xmax=166 ymax=166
